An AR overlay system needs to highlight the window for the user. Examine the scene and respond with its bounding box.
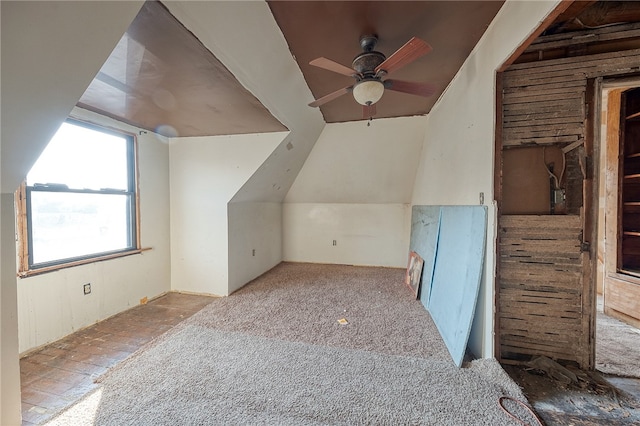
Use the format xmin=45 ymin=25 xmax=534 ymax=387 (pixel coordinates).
xmin=17 ymin=119 xmax=139 ymax=274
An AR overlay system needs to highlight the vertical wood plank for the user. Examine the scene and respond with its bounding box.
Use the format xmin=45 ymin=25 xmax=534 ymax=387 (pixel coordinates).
xmin=494 ymin=72 xmax=504 ymax=362
xmin=496 ymin=45 xmax=640 ymax=369
xmin=498 ymin=215 xmax=585 ymax=365
xmin=581 ymin=78 xmax=597 ymax=369
xmin=497 ymin=1 xmax=574 ymax=72
xmin=605 ymin=90 xmax=623 ymax=276
xmin=14 ymin=182 xmax=29 ymax=274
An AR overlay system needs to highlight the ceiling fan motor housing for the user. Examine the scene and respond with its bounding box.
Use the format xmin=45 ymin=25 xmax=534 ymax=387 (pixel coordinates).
xmin=353 ymin=35 xmax=385 ymax=77
xmin=352 ymin=51 xmax=386 ymax=77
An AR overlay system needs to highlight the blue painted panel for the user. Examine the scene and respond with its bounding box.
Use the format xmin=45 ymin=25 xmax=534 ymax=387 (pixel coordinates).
xmin=409 ymin=206 xmax=441 ymax=309
xmin=428 ymin=206 xmax=487 ymax=367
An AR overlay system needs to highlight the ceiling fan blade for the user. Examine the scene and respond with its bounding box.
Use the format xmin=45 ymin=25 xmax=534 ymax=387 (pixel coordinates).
xmin=308 ymin=86 xmax=353 ymax=107
xmin=375 ymin=37 xmax=432 ymax=75
xmin=384 ymin=79 xmax=436 ymax=97
xmin=309 ymin=57 xmax=357 ymax=77
xmin=363 ymin=103 xmax=376 ymax=119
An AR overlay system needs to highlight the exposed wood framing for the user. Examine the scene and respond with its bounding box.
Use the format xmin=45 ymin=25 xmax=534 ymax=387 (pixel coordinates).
xmin=497 ymin=0 xmax=573 ymax=72
xmin=602 ymin=84 xmax=640 ymax=328
xmin=605 ymin=88 xmax=625 ymax=283
xmin=15 ymin=182 xmax=29 ymax=273
xmin=499 ymin=215 xmax=586 ymax=365
xmin=524 ymin=22 xmax=640 ymax=55
xmin=503 ymin=48 xmax=640 ymax=148
xmin=498 ymin=27 xmax=640 ymax=369
xmin=582 ymin=78 xmax=597 ymax=370
xmin=18 ymin=248 xmax=151 ymax=278
xmin=494 ymin=72 xmax=504 ymax=360
xmin=604 ymin=275 xmax=640 ymax=329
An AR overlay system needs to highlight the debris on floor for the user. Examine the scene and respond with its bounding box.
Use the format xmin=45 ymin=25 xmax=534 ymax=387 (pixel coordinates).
xmin=505 ymin=362 xmax=640 ymax=425
xmin=526 ymin=356 xmax=578 ymax=385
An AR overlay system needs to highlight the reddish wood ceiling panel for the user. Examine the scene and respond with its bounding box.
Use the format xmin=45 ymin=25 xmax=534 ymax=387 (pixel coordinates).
xmin=268 ymin=0 xmax=504 ymax=123
xmin=78 ymin=1 xmax=287 ymax=137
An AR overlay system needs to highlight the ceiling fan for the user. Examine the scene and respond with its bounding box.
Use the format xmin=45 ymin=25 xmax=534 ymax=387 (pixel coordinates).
xmin=308 ymin=35 xmax=436 ymax=118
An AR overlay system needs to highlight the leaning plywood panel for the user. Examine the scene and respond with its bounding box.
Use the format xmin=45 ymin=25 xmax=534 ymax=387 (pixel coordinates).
xmin=428 ymin=206 xmax=487 ymax=367
xmin=409 ymin=206 xmax=441 ymax=308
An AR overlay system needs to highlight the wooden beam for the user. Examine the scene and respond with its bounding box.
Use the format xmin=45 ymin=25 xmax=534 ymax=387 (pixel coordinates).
xmin=498 ymin=0 xmax=575 ymax=72
xmin=494 ymin=72 xmax=504 ymax=362
xmin=604 ymin=90 xmax=623 ymax=275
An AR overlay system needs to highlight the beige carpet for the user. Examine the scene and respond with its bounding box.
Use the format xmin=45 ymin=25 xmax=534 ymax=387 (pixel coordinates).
xmin=48 ymin=262 xmax=537 ymax=425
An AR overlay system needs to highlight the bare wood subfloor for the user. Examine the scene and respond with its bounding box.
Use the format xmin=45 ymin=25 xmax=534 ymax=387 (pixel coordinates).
xmin=505 ymin=364 xmax=640 ymax=425
xmin=504 ymin=299 xmax=640 ymax=425
xmin=19 ymin=293 xmax=215 ymax=425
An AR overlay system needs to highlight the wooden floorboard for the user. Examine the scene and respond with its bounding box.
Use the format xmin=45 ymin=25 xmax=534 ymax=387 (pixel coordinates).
xmin=19 ymin=292 xmax=215 ymax=426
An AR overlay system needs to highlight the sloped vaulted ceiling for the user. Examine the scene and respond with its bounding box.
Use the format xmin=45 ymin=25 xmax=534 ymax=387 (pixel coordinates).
xmin=79 ymin=1 xmax=287 ymax=137
xmin=268 ymin=1 xmax=505 ymax=123
xmin=76 ymin=1 xmax=640 ymax=135
xmin=79 ymin=0 xmax=506 ymax=133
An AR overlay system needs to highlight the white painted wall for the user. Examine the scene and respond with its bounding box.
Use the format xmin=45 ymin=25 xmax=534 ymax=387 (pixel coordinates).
xmin=0 ymin=8 xmax=568 ymax=423
xmin=169 ymin=133 xmax=286 ymax=296
xmin=17 ymin=108 xmax=171 ymax=353
xmin=1 ymin=2 xmax=143 ymax=422
xmin=1 ymin=194 xmax=21 ymax=425
xmin=411 ymin=0 xmax=561 ymax=358
xmin=286 ymin=117 xmax=427 ymax=204
xmin=165 ymin=1 xmax=325 ymax=205
xmin=1 ymin=1 xmax=144 ymax=194
xmin=165 ymin=1 xmax=325 ymax=296
xmin=0 ymin=6 xmax=14 ymax=423
xmin=284 ymin=203 xmax=411 ymax=268
xmin=283 ymin=117 xmax=425 ymax=267
xmin=228 ymin=202 xmax=282 ymax=293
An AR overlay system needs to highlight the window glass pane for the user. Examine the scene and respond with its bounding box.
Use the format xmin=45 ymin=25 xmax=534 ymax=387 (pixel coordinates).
xmin=30 ymin=191 xmax=132 ymax=265
xmin=27 ymin=122 xmax=129 ymax=190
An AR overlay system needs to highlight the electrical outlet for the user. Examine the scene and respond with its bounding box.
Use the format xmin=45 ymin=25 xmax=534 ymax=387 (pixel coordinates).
xmin=252 ymin=249 xmax=256 ymax=256
xmin=553 ymin=188 xmax=566 ymax=205
xmin=333 ymin=240 xmax=337 ymax=246
xmin=83 ymin=283 xmax=91 ymax=295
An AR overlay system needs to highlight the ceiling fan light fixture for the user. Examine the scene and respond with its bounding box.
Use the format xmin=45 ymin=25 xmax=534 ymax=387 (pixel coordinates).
xmin=352 ymin=79 xmax=384 ymax=106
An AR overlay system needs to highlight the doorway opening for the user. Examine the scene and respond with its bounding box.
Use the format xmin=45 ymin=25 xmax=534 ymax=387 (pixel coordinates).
xmin=596 ymin=79 xmax=640 ymax=379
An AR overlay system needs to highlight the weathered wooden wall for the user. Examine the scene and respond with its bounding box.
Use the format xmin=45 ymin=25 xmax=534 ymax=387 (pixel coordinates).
xmin=603 ymin=88 xmax=640 ymax=329
xmin=499 ymin=40 xmax=640 ymax=367
xmin=605 ymin=276 xmax=640 ymax=329
xmin=504 ymin=48 xmax=640 ymax=146
xmin=499 ymin=215 xmax=585 ymax=364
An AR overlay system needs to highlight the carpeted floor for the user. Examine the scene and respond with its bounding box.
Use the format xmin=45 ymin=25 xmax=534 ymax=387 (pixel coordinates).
xmin=175 ymin=262 xmax=451 ymax=360
xmin=47 ymin=262 xmax=536 ymax=425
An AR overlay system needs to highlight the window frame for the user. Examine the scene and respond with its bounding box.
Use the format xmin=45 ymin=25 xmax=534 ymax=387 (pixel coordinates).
xmin=16 ymin=118 xmax=142 ymax=277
